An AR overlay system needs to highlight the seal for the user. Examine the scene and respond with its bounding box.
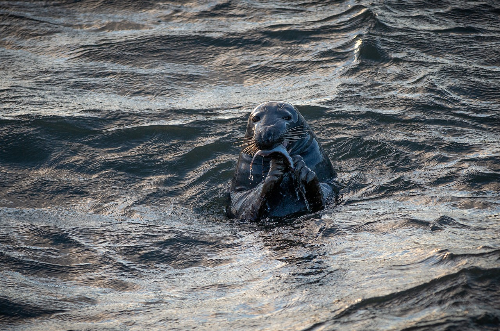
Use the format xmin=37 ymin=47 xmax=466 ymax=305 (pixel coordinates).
xmin=228 ymin=101 xmax=339 ymax=220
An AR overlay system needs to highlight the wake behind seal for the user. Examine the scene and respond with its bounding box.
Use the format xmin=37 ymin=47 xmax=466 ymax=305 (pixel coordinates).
xmin=228 ymin=101 xmax=339 ymax=221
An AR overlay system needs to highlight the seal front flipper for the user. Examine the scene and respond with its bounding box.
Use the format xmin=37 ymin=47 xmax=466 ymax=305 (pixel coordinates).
xmin=229 ymin=158 xmax=285 ymax=220
xmin=292 ymin=155 xmax=325 ymax=212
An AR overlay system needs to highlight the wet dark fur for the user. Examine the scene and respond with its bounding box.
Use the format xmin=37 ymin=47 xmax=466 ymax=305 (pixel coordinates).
xmin=228 ymin=101 xmax=338 ymax=220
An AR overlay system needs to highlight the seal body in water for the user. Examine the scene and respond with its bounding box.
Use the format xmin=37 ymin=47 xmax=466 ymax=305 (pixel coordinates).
xmin=228 ymin=101 xmax=339 ymax=220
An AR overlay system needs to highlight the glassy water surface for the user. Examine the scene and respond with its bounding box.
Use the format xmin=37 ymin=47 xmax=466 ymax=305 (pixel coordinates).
xmin=1 ymin=0 xmax=499 ymax=330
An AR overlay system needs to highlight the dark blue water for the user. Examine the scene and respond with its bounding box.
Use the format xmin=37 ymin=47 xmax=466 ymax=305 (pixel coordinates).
xmin=1 ymin=0 xmax=499 ymax=330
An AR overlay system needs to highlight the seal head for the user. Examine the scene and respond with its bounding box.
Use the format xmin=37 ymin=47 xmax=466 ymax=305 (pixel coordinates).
xmin=228 ymin=101 xmax=338 ymax=220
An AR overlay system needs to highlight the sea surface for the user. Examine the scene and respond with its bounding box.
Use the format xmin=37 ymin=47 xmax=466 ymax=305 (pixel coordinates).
xmin=1 ymin=0 xmax=499 ymax=330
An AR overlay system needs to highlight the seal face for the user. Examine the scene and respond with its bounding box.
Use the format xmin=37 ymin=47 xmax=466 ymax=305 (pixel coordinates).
xmin=228 ymin=101 xmax=339 ymax=220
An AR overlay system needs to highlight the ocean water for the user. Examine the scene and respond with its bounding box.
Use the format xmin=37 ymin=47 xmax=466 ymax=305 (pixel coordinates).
xmin=1 ymin=0 xmax=499 ymax=330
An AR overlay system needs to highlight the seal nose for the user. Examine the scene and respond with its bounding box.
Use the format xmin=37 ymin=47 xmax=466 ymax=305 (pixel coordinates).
xmin=256 ymin=127 xmax=281 ymax=150
xmin=260 ymin=135 xmax=274 ymax=149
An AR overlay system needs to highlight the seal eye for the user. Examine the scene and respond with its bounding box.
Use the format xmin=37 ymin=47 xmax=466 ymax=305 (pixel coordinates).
xmin=282 ymin=115 xmax=292 ymax=121
xmin=251 ymin=116 xmax=260 ymax=123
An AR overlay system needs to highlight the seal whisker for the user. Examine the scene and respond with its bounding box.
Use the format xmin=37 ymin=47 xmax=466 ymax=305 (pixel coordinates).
xmin=287 ymin=125 xmax=305 ymax=132
xmin=283 ymin=131 xmax=307 ymax=140
xmin=242 ymin=141 xmax=260 ymax=155
xmin=237 ymin=141 xmax=254 ymax=147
